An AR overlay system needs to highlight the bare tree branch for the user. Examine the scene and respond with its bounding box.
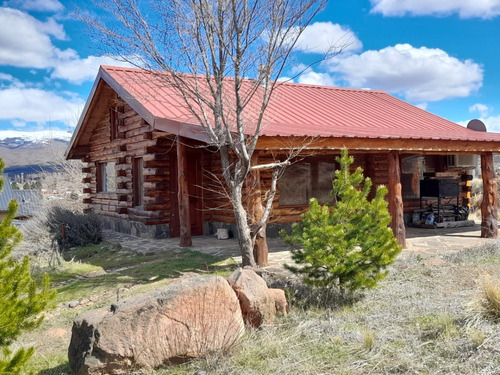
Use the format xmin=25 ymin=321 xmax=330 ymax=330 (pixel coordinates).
xmin=78 ymin=0 xmax=332 ymax=266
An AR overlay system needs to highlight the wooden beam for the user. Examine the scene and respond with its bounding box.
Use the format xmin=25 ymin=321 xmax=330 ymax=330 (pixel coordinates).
xmin=481 ymin=152 xmax=498 ymax=238
xmin=177 ymin=137 xmax=192 ymax=247
xmin=249 ymin=153 xmax=268 ymax=267
xmin=388 ymin=150 xmax=406 ymax=248
xmin=256 ymin=136 xmax=500 ymax=153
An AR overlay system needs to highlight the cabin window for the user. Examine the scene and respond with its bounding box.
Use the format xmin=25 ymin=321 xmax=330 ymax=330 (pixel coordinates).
xmin=133 ymin=157 xmax=144 ymax=206
xmin=97 ymin=162 xmax=116 ymax=193
xmin=110 ymin=105 xmax=125 ymax=141
xmin=279 ymin=158 xmax=336 ymax=206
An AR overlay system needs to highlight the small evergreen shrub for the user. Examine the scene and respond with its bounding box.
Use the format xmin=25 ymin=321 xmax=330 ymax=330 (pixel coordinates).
xmin=281 ymin=148 xmax=402 ymax=292
xmin=47 ymin=207 xmax=102 ymax=250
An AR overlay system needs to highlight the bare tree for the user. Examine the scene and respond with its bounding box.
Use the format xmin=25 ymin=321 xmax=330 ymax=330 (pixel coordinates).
xmin=80 ymin=0 xmax=330 ymax=266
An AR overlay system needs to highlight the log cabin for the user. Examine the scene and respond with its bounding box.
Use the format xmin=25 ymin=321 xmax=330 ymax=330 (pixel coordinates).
xmin=66 ymin=66 xmax=500 ymax=247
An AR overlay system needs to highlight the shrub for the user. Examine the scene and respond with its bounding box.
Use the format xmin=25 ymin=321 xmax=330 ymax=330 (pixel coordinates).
xmin=281 ymin=148 xmax=402 ymax=292
xmin=473 ymin=274 xmax=500 ymax=321
xmin=46 ymin=207 xmax=102 ymax=250
xmin=0 ymin=160 xmax=55 ymax=374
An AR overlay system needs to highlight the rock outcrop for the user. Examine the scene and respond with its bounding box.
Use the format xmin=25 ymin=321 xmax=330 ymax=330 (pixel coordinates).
xmin=68 ymin=275 xmax=244 ymax=374
xmin=227 ymin=268 xmax=276 ymax=327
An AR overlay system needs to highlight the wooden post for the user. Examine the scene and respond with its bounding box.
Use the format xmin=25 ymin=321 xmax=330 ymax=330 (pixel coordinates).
xmin=177 ymin=137 xmax=192 ymax=247
xmin=388 ymin=150 xmax=406 ymax=248
xmin=249 ymin=153 xmax=269 ymax=267
xmin=481 ymin=152 xmax=498 ymax=238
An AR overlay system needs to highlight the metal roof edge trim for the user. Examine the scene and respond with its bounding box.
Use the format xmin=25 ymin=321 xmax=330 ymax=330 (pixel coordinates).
xmin=154 ymin=118 xmax=212 ymax=143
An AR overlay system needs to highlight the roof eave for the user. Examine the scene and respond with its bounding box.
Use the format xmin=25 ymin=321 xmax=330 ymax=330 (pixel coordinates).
xmin=65 ymin=69 xmax=104 ymax=160
xmin=66 ymin=66 xmax=159 ymax=160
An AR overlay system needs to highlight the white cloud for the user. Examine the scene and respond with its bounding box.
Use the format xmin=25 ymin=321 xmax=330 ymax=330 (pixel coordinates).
xmin=0 ymin=85 xmax=84 ymax=125
xmin=0 ymin=7 xmax=64 ymax=68
xmin=37 ymin=16 xmax=67 ymax=40
xmin=415 ymin=103 xmax=428 ymax=110
xmin=0 ymin=73 xmax=15 ymax=82
xmin=11 ymin=119 xmax=27 ymax=128
xmin=0 ymin=7 xmax=130 ymax=84
xmin=293 ymin=22 xmax=362 ymax=54
xmin=4 ymin=0 xmax=63 ymax=12
xmin=326 ymin=44 xmax=483 ymax=102
xmin=370 ymin=0 xmax=500 ymax=19
xmin=469 ymin=103 xmax=491 ymax=117
xmin=297 ymin=70 xmax=336 ymax=86
xmin=51 ymin=55 xmax=134 ymax=84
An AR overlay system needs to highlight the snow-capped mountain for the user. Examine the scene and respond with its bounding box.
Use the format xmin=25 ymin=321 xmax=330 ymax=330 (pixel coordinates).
xmin=0 ymin=130 xmax=74 ymax=174
xmin=0 ymin=130 xmax=73 ymax=149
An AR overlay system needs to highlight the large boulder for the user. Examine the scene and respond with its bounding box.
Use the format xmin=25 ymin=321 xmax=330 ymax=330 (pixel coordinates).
xmin=68 ymin=275 xmax=244 ymax=374
xmin=227 ymin=268 xmax=276 ymax=327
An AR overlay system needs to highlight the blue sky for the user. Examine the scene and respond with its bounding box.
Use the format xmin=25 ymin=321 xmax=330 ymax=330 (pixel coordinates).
xmin=1 ymin=0 xmax=500 ymax=133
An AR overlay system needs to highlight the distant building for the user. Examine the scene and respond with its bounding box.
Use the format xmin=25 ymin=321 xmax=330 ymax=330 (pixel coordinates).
xmin=0 ymin=175 xmax=42 ymax=221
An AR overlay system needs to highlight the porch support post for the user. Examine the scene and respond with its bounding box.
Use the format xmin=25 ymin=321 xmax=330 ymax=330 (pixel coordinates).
xmin=249 ymin=152 xmax=268 ymax=267
xmin=388 ymin=150 xmax=406 ymax=248
xmin=480 ymin=152 xmax=498 ymax=238
xmin=177 ymin=137 xmax=192 ymax=247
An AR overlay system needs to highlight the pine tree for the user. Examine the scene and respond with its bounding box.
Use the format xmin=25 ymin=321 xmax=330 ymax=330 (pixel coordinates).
xmin=282 ymin=148 xmax=402 ymax=292
xmin=0 ymin=159 xmax=55 ymax=374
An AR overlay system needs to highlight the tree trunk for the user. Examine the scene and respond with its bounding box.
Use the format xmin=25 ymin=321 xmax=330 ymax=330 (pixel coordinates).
xmin=177 ymin=137 xmax=192 ymax=247
xmin=388 ymin=150 xmax=406 ymax=248
xmin=481 ymin=152 xmax=498 ymax=238
xmin=249 ymin=153 xmax=268 ymax=267
xmin=232 ymin=183 xmax=257 ymax=267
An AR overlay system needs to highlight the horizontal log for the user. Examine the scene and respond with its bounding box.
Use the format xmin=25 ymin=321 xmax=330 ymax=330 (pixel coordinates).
xmin=143 ymin=167 xmax=170 ymax=176
xmin=127 ymin=208 xmax=162 ymax=218
xmin=143 ymin=154 xmax=170 ymax=162
xmin=152 ymin=131 xmax=175 ymax=140
xmin=144 ymin=175 xmax=169 ymax=183
xmin=144 ymin=203 xmax=172 ymax=211
xmin=144 ymin=160 xmax=170 ymax=168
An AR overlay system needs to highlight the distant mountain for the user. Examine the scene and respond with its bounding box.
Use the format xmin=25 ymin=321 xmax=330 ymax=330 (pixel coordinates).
xmin=0 ymin=130 xmax=72 ymax=149
xmin=0 ymin=130 xmax=74 ymax=176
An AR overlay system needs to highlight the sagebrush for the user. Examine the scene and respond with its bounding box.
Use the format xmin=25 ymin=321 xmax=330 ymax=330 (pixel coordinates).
xmin=46 ymin=207 xmax=102 ymax=250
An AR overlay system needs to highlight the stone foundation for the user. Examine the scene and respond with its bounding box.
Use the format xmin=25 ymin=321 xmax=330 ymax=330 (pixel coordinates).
xmin=100 ymin=217 xmax=291 ymax=239
xmin=99 ymin=217 xmax=171 ymax=239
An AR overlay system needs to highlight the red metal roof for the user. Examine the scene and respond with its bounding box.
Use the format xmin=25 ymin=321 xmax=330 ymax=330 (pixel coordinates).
xmin=99 ymin=65 xmax=500 ymax=143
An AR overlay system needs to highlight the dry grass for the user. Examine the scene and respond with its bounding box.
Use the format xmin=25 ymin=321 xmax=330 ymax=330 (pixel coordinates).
xmin=13 ymin=238 xmax=500 ymax=375
xmin=157 ymin=245 xmax=500 ymax=375
xmin=470 ymin=273 xmax=500 ymax=322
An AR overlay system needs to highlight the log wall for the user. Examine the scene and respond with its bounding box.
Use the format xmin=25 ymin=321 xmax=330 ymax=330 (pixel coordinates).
xmin=82 ymin=96 xmax=176 ymax=227
xmin=202 ymin=151 xmax=387 ymax=225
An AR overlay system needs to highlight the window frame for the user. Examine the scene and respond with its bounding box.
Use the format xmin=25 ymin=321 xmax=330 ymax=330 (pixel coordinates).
xmin=133 ymin=157 xmax=144 ymax=207
xmin=96 ymin=162 xmax=116 ymax=193
xmin=279 ymin=156 xmax=337 ymax=207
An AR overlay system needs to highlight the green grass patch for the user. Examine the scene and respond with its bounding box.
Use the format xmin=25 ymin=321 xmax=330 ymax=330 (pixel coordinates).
xmin=414 ymin=314 xmax=459 ymax=340
xmin=24 ymin=353 xmax=71 ymax=375
xmin=33 ymin=242 xmax=235 ymax=305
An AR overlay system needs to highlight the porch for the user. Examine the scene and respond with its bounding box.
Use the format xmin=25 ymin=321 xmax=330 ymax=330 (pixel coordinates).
xmin=103 ymin=223 xmax=498 ymax=270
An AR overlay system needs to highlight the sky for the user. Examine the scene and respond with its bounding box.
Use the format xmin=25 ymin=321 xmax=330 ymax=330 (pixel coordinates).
xmin=1 ymin=0 xmax=500 ymax=133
